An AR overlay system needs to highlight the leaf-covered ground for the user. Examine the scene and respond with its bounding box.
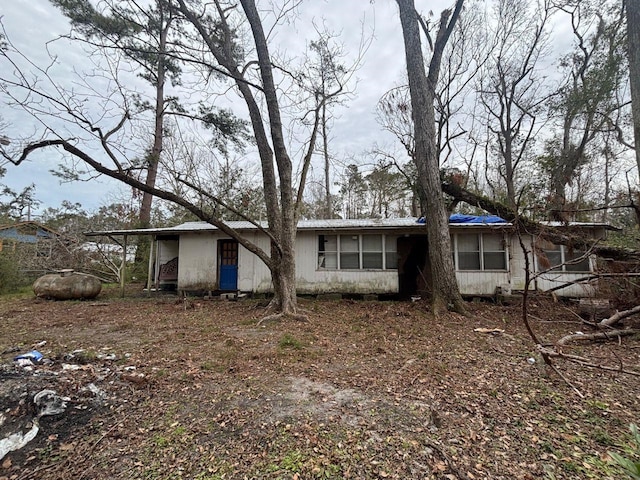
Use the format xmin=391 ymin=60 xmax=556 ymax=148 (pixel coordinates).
xmin=0 ymin=287 xmax=639 ymax=479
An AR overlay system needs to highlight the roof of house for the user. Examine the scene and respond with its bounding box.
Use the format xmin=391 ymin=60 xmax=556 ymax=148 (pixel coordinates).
xmin=85 ymin=216 xmax=519 ymax=237
xmin=0 ymin=221 xmax=59 ymax=242
xmin=84 ymin=215 xmax=618 ymax=238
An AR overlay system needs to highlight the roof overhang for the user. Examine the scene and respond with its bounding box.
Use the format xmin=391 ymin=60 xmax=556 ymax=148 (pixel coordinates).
xmin=84 ymin=218 xmax=517 ymax=237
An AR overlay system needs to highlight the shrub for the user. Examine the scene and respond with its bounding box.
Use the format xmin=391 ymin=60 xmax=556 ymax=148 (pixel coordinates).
xmin=0 ymin=252 xmax=28 ymax=294
xmin=610 ymin=424 xmax=640 ymax=480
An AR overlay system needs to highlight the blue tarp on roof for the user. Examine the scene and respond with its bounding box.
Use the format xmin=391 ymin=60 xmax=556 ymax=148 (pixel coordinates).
xmin=416 ymin=214 xmax=508 ymax=224
xmin=448 ymin=214 xmax=507 ymax=224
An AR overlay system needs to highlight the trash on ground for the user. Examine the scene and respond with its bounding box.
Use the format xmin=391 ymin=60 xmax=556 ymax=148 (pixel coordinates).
xmin=86 ymin=383 xmax=107 ymax=400
xmin=473 ymin=328 xmax=505 ymax=335
xmin=61 ymin=364 xmax=83 ymax=371
xmin=0 ymin=420 xmax=39 ymax=461
xmin=0 ymin=389 xmax=67 ymax=461
xmin=13 ymin=350 xmax=43 ymax=364
xmin=97 ymin=353 xmax=117 ymax=361
xmin=34 ymin=389 xmax=68 ymax=417
xmin=14 ymin=359 xmax=34 ymax=368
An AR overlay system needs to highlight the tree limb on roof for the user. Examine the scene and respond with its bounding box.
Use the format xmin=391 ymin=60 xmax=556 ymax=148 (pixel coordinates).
xmin=441 ymin=180 xmax=640 ymax=262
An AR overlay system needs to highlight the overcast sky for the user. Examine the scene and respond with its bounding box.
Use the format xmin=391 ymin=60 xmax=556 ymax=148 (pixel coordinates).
xmin=1 ymin=0 xmax=453 ymax=216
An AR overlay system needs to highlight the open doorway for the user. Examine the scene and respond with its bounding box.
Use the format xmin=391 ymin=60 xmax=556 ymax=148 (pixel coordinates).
xmin=397 ymin=235 xmax=429 ymax=299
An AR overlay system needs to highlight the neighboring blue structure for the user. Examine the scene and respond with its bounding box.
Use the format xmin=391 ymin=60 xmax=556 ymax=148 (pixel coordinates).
xmin=0 ymin=222 xmax=58 ymax=252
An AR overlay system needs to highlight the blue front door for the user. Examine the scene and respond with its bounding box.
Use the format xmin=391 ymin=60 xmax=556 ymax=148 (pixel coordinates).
xmin=219 ymin=240 xmax=238 ymax=291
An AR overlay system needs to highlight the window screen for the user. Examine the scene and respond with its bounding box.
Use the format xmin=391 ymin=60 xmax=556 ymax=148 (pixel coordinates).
xmin=541 ymin=243 xmax=562 ymax=271
xmin=362 ymin=234 xmax=383 ymax=269
xmin=564 ymin=249 xmax=590 ymax=272
xmin=457 ymin=234 xmax=481 ymax=270
xmin=482 ymin=234 xmax=506 ymax=270
xmin=385 ymin=236 xmax=397 ymax=270
xmin=340 ymin=235 xmax=360 ymax=269
xmin=318 ymin=235 xmax=337 ymax=269
xmin=317 ymin=234 xmax=398 ymax=270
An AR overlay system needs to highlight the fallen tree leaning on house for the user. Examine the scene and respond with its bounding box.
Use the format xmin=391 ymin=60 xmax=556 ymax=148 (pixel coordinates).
xmin=441 ymin=180 xmax=640 ymax=262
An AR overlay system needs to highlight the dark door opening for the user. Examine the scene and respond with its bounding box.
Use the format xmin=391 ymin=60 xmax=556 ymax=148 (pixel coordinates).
xmin=218 ymin=239 xmax=239 ymax=291
xmin=397 ymin=235 xmax=429 ymax=299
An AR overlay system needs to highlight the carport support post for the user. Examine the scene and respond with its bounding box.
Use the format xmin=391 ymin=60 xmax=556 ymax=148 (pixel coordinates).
xmin=120 ymin=234 xmax=127 ymax=298
xmin=146 ymin=235 xmax=155 ymax=296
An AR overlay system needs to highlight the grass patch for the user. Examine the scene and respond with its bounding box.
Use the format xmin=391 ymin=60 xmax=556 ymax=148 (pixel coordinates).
xmin=278 ymin=333 xmax=303 ymax=350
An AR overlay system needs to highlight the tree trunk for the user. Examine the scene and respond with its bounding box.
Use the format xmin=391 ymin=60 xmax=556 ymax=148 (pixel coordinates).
xmin=396 ymin=0 xmax=466 ymax=314
xmin=135 ymin=4 xmax=169 ymax=267
xmin=240 ymin=0 xmax=299 ymax=315
xmin=627 ymin=0 xmax=640 ymax=183
xmin=269 ymin=240 xmax=298 ymax=315
xmin=322 ymin=102 xmax=332 ymax=219
xmin=139 ymin=2 xmax=169 ymax=229
xmin=502 ymin=134 xmax=517 ymax=209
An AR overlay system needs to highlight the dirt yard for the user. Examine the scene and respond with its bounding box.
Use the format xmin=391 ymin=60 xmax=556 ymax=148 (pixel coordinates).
xmin=0 ymin=287 xmax=639 ymax=480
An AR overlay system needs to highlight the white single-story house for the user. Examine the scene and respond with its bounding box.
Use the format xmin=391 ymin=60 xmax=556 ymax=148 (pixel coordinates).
xmin=87 ymin=216 xmax=613 ymax=299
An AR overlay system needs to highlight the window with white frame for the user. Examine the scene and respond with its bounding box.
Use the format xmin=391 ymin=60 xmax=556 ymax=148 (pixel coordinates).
xmin=539 ymin=242 xmax=590 ymax=272
xmin=318 ymin=234 xmax=397 ymax=270
xmin=340 ymin=235 xmax=360 ymax=269
xmin=362 ymin=234 xmax=383 ymax=269
xmin=455 ymin=233 xmax=506 ymax=271
xmin=317 ymin=235 xmax=337 ymax=269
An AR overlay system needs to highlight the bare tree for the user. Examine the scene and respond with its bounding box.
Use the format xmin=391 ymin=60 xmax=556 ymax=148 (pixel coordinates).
xmin=306 ymin=30 xmax=350 ymax=219
xmin=174 ymin=0 xmax=355 ymax=317
xmin=395 ymin=0 xmax=466 ymax=314
xmin=1 ymin=1 xmax=355 ymax=319
xmin=479 ymin=0 xmax=553 ymax=209
xmin=51 ymin=0 xmax=254 ymax=274
xmin=626 ymin=0 xmax=640 ymax=180
xmin=539 ymin=1 xmax=627 ymax=221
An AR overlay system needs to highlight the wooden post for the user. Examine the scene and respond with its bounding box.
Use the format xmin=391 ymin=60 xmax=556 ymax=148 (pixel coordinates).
xmin=146 ymin=235 xmax=155 ymax=296
xmin=121 ymin=234 xmax=127 ymax=298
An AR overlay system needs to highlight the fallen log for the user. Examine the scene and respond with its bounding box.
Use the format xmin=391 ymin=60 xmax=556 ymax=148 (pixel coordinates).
xmin=557 ymin=329 xmax=639 ymax=346
xmin=600 ymin=305 xmax=640 ymax=327
xmin=539 ymin=345 xmax=640 ymax=376
xmin=556 ymin=305 xmax=640 ymax=345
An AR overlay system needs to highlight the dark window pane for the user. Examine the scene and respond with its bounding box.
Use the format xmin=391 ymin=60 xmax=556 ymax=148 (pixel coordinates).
xmin=458 ymin=252 xmax=481 ymax=270
xmin=340 ymin=252 xmax=360 ymax=269
xmin=542 ymin=251 xmax=562 ymax=271
xmin=484 ymin=252 xmax=506 ymax=270
xmin=363 ymin=252 xmax=383 ymax=269
xmin=565 ymin=251 xmax=590 ymax=272
xmin=385 ymin=251 xmax=397 ymax=270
